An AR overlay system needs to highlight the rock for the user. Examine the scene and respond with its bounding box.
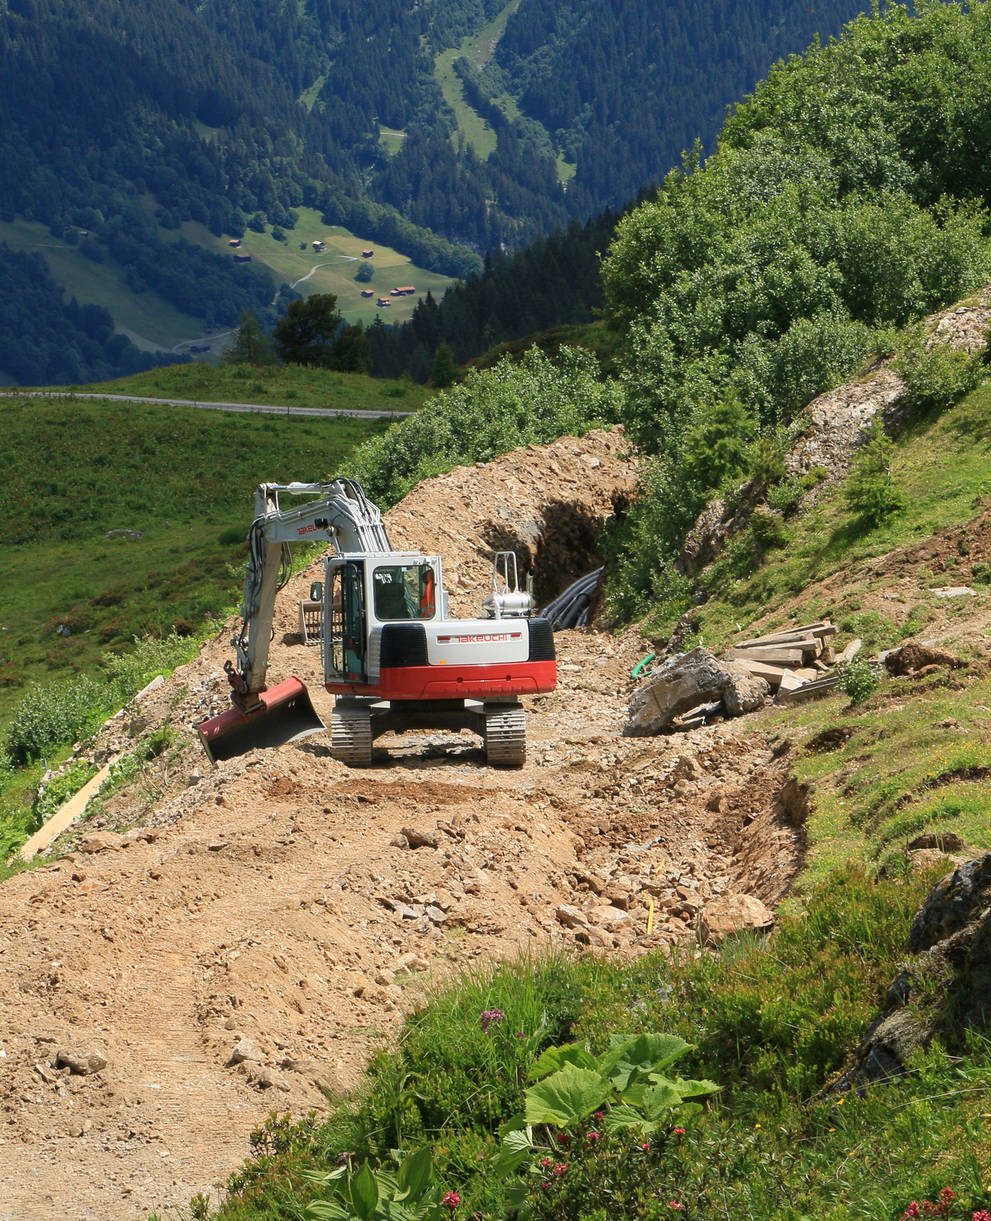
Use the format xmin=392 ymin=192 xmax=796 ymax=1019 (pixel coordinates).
xmin=229 ymin=1037 xmax=261 ymax=1065
xmin=55 ymin=1049 xmax=108 ymax=1075
xmin=909 ymin=854 xmax=991 ymax=953
xmin=625 ymin=648 xmax=732 ymax=736
xmin=76 ymin=832 xmax=125 ymax=855
xmin=723 ymin=672 xmax=770 ymax=717
xmin=401 ymin=827 xmax=439 ymax=849
xmin=589 ymin=905 xmax=635 ymax=932
xmin=555 ymin=904 xmax=590 ymax=930
xmin=700 ymin=893 xmax=774 ymax=945
xmin=255 ymin=1067 xmax=290 ymax=1091
xmin=778 ymin=775 xmax=813 ymax=826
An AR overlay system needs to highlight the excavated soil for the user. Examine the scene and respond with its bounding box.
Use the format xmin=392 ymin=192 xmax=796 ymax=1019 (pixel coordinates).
xmin=0 ymin=429 xmax=806 ymax=1220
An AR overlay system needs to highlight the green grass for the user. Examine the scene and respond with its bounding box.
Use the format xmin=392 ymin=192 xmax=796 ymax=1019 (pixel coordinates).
xmin=0 ymin=208 xmax=456 ymax=360
xmin=0 ymin=391 xmax=393 ymax=727
xmin=83 ymin=360 xmax=430 ymax=412
xmin=0 ymin=217 xmax=204 ymax=352
xmin=686 ymin=380 xmax=991 ymax=653
xmin=178 ymin=206 xmax=457 ymax=329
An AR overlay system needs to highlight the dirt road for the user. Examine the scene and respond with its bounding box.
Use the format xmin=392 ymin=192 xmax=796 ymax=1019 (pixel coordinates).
xmin=0 ymin=430 xmax=804 ymax=1219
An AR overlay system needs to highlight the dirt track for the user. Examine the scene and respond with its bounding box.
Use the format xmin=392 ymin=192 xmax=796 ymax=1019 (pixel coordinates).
xmin=0 ymin=430 xmax=806 ymax=1220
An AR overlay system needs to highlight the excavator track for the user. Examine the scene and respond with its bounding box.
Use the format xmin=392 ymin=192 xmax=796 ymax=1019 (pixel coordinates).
xmin=483 ymin=703 xmax=526 ymax=767
xmin=330 ymin=704 xmax=373 ymax=767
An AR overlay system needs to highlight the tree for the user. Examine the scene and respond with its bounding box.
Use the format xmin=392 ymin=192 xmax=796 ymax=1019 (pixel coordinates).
xmin=223 ymin=310 xmax=275 ymax=365
xmin=354 ymin=260 xmax=374 ymax=283
xmin=843 ymin=415 xmax=903 ymax=528
xmin=273 ymin=294 xmax=344 ymax=366
xmin=430 ymin=342 xmax=458 ymax=388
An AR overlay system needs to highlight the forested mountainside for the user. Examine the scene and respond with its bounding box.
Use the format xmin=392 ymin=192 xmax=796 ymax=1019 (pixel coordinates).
xmin=0 ymin=0 xmax=867 ymax=385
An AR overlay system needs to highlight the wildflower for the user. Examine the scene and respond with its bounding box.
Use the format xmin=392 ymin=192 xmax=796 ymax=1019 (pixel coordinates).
xmin=902 ymin=1204 xmax=920 ymax=1219
xmin=516 ymin=1030 xmax=524 ymax=1038
xmin=673 ymin=1127 xmax=685 ymax=1136
xmin=541 ymin=1181 xmax=550 ymax=1192
xmin=541 ymin=1157 xmax=552 ymax=1168
xmin=669 ymin=1204 xmax=684 ymax=1212
xmin=556 ymin=1132 xmax=571 ymax=1145
xmin=554 ymin=1163 xmax=568 ymax=1176
xmin=480 ymin=1008 xmax=505 ymax=1034
xmin=587 ymin=1131 xmax=600 ymax=1143
xmin=442 ymin=1191 xmax=460 ymax=1211
xmin=594 ymin=1111 xmax=605 ymax=1121
xmin=972 ymin=1210 xmax=991 ymax=1221
xmin=640 ymin=1141 xmax=651 ymax=1151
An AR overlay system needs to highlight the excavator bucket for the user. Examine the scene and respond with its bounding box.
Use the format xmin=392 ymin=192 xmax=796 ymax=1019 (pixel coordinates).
xmin=197 ymin=677 xmax=324 ymax=764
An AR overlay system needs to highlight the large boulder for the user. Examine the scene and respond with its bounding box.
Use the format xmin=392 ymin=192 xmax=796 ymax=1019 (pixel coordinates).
xmin=833 ymin=853 xmax=991 ymax=1094
xmin=625 ymin=648 xmax=733 ymax=736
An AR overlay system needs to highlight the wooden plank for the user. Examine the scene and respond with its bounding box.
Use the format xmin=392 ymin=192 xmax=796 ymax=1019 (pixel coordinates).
xmin=775 ymin=675 xmax=840 ymax=704
xmin=836 ymin=638 xmax=863 ymax=665
xmin=723 ymin=658 xmax=791 ymax=685
xmin=736 ymin=622 xmax=836 ymax=648
xmin=726 ymin=644 xmax=811 ymax=664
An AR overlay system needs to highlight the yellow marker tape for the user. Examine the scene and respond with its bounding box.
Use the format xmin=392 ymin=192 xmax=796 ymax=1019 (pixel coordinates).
xmin=647 ymin=898 xmax=655 ymax=935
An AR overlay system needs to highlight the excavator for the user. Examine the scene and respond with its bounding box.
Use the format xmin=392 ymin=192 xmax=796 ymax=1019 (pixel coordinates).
xmin=197 ymin=479 xmax=556 ymax=767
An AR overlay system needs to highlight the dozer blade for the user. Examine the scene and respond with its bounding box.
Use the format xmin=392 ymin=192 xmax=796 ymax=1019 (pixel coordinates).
xmin=198 ymin=677 xmax=325 ymax=764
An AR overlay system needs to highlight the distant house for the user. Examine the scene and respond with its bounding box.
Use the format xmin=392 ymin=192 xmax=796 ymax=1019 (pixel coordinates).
xmin=395 ymin=286 xmax=416 ymax=295
xmin=312 ymin=240 xmax=325 ymax=251
xmin=234 ymin=253 xmax=252 ymax=262
xmin=228 ymin=238 xmax=241 ymax=247
xmin=376 ymin=297 xmax=391 ymax=307
xmin=362 ymin=248 xmax=374 ymax=257
xmin=361 ymin=289 xmax=374 ymax=297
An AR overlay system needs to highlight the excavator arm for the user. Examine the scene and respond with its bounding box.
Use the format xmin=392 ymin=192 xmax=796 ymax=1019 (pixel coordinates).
xmin=199 ymin=478 xmax=391 ymax=761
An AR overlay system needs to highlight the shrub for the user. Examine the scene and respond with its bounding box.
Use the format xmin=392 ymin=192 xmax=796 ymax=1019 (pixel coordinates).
xmin=4 ymin=677 xmax=103 ymax=765
xmin=843 ymin=415 xmax=904 ymax=528
xmin=893 ymin=337 xmax=985 ymax=417
xmin=838 ymin=655 xmax=881 ymax=704
xmin=103 ymin=631 xmax=196 ymax=704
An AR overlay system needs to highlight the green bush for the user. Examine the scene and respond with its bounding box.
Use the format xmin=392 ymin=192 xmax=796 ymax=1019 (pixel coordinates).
xmin=5 ymin=677 xmax=103 ymax=765
xmin=838 ymin=656 xmax=881 ymax=704
xmin=347 ymin=346 xmax=624 ymax=505
xmin=33 ymin=761 xmax=98 ymax=824
xmin=843 ymin=415 xmax=904 ymax=528
xmin=893 ymin=337 xmax=986 ymax=418
xmin=103 ymin=631 xmax=197 ymax=704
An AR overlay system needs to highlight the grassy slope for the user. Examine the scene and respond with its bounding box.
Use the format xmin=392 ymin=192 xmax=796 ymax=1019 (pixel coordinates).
xmin=0 ymin=207 xmax=456 ymax=359
xmin=178 ymin=205 xmax=457 ymax=330
xmin=0 ymin=386 xmax=403 ymax=726
xmin=208 ymin=383 xmax=991 ymax=1219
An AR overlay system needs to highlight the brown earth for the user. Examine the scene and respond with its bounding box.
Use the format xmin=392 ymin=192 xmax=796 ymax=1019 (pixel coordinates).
xmin=0 ymin=427 xmax=808 ymax=1221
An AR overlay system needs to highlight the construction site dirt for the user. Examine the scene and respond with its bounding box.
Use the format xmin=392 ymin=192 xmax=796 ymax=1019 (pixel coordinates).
xmin=0 ymin=428 xmax=808 ymax=1220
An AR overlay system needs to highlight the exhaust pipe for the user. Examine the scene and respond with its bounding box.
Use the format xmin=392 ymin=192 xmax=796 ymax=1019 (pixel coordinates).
xmin=197 ymin=677 xmax=325 ymax=763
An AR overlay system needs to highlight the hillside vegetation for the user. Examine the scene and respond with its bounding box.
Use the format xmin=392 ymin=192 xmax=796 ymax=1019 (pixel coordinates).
xmin=0 ymin=0 xmax=869 ymax=384
xmin=3 ymin=5 xmax=991 ymax=1219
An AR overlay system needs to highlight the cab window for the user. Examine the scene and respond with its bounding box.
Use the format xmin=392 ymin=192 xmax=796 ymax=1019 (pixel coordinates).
xmin=373 ymin=564 xmax=436 ymax=620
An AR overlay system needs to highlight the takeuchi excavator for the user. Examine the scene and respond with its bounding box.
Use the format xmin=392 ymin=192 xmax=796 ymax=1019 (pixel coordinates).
xmin=197 ymin=479 xmax=556 ymax=766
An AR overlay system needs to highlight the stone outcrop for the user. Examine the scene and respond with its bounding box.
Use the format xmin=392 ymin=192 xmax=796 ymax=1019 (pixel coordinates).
xmin=833 ymin=853 xmax=991 ymax=1094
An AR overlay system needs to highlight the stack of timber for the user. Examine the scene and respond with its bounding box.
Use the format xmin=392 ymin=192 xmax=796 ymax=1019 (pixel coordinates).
xmin=723 ymin=620 xmax=841 ymax=703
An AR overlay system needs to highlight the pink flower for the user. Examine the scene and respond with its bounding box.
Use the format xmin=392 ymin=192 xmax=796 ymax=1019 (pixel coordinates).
xmin=972 ymin=1211 xmax=991 ymax=1221
xmin=442 ymin=1190 xmax=460 ymax=1211
xmin=541 ymin=1181 xmax=550 ymax=1192
xmin=554 ymin=1163 xmax=568 ymax=1176
xmin=640 ymin=1141 xmax=651 ymax=1151
xmin=556 ymin=1132 xmax=571 ymax=1145
xmin=903 ymin=1205 xmax=920 ymax=1219
xmin=541 ymin=1157 xmax=552 ymax=1168
xmin=673 ymin=1127 xmax=685 ymax=1135
xmin=594 ymin=1111 xmax=605 ymax=1121
xmin=587 ymin=1131 xmax=600 ymax=1143
xmin=669 ymin=1203 xmax=684 ymax=1212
